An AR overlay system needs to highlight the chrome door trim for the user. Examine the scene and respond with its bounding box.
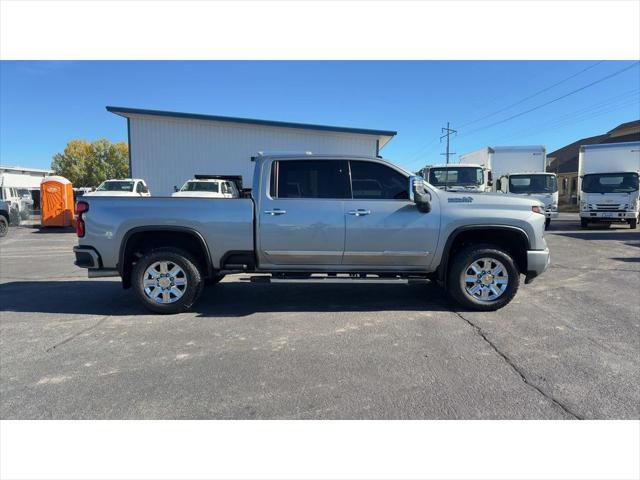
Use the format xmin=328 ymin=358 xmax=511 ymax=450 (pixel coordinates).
xmin=264 ymin=250 xmax=343 ymax=257
xmin=343 ymin=250 xmax=429 ymax=257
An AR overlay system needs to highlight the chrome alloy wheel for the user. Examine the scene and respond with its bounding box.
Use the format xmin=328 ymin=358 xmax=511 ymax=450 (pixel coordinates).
xmin=462 ymin=257 xmax=509 ymax=302
xmin=143 ymin=261 xmax=188 ymax=304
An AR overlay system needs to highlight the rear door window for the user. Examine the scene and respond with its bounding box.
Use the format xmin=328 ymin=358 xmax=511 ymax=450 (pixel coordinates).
xmin=271 ymin=160 xmax=350 ymax=199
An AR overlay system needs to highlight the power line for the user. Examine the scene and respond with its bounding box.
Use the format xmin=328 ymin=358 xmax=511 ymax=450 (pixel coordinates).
xmin=459 ymin=61 xmax=640 ymax=138
xmin=457 ymin=61 xmax=605 ymax=129
xmin=490 ymin=87 xmax=640 ymax=142
xmin=495 ymin=97 xmax=640 ymax=145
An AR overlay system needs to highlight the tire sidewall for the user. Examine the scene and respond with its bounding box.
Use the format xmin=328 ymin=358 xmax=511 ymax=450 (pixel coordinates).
xmin=449 ymin=245 xmax=520 ymax=311
xmin=0 ymin=216 xmax=8 ymax=237
xmin=132 ymin=248 xmax=202 ymax=314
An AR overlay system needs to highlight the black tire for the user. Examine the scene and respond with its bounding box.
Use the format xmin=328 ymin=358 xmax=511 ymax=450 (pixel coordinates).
xmin=580 ymin=218 xmax=589 ymax=229
xmin=132 ymin=247 xmax=204 ymax=314
xmin=630 ymin=218 xmax=637 ymax=229
xmin=0 ymin=216 xmax=8 ymax=237
xmin=447 ymin=244 xmax=520 ymax=312
xmin=544 ymin=217 xmax=551 ymax=230
xmin=8 ymin=206 xmax=20 ymax=226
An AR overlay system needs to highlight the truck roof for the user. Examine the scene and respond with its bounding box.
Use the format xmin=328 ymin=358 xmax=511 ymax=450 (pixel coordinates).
xmin=253 ymin=153 xmax=413 ymax=177
xmin=424 ymin=163 xmax=485 ymax=169
xmin=103 ymin=178 xmax=144 ymax=182
xmin=581 ymin=141 xmax=640 ymax=152
xmin=493 ymin=145 xmax=546 ymax=153
xmin=505 ymin=172 xmax=556 ymax=176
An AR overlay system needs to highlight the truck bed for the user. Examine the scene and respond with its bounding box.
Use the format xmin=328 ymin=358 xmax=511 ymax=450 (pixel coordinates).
xmin=79 ymin=196 xmax=255 ymax=269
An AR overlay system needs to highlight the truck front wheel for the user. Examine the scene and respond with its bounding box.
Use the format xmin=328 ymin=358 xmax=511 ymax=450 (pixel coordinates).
xmin=132 ymin=247 xmax=204 ymax=314
xmin=630 ymin=218 xmax=637 ymax=229
xmin=580 ymin=218 xmax=589 ymax=229
xmin=447 ymin=245 xmax=520 ymax=311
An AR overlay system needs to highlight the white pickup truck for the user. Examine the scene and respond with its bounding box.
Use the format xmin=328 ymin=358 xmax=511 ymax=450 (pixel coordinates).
xmin=85 ymin=179 xmax=151 ymax=197
xmin=73 ymin=154 xmax=550 ymax=314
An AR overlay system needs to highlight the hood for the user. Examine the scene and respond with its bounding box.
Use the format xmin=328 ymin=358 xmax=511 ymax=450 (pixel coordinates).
xmin=171 ymin=191 xmax=225 ymax=198
xmin=437 ymin=189 xmax=543 ymax=210
xmin=83 ymin=191 xmax=137 ymax=197
xmin=520 ymin=192 xmax=554 ymax=204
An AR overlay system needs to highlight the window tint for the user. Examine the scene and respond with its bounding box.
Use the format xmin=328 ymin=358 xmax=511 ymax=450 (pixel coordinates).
xmin=428 ymin=167 xmax=483 ymax=187
xmin=272 ymin=160 xmax=350 ymax=199
xmin=350 ymin=161 xmax=409 ymax=200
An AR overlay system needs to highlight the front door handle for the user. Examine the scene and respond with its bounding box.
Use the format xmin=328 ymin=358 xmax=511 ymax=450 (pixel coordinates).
xmin=347 ymin=209 xmax=371 ymax=216
xmin=264 ymin=209 xmax=287 ymax=216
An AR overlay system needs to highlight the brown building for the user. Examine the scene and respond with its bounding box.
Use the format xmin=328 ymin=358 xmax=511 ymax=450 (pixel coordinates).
xmin=547 ymin=120 xmax=640 ymax=208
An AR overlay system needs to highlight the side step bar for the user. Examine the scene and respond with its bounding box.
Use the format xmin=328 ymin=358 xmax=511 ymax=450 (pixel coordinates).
xmin=244 ymin=275 xmax=429 ymax=285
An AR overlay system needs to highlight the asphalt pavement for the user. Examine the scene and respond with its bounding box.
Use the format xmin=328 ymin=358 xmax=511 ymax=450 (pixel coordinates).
xmin=1 ymin=213 xmax=638 ymax=419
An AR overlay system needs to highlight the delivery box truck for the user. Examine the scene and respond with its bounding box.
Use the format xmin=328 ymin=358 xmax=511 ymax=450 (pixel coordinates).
xmin=491 ymin=146 xmax=558 ymax=229
xmin=578 ymin=141 xmax=640 ymax=229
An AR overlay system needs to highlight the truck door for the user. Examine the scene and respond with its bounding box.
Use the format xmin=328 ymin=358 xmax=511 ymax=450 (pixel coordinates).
xmin=343 ymin=160 xmax=440 ymax=268
xmin=257 ymin=159 xmax=350 ymax=267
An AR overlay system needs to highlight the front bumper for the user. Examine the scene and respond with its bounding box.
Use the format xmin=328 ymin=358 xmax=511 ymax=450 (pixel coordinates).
xmin=580 ymin=211 xmax=638 ymax=221
xmin=525 ymin=248 xmax=550 ymax=284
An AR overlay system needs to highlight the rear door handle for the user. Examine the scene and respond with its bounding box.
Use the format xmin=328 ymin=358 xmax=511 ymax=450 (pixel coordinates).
xmin=347 ymin=209 xmax=371 ymax=216
xmin=264 ymin=209 xmax=287 ymax=216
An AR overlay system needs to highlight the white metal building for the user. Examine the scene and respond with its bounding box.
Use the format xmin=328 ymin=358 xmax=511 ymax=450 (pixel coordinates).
xmin=0 ymin=165 xmax=53 ymax=190
xmin=107 ymin=106 xmax=397 ymax=196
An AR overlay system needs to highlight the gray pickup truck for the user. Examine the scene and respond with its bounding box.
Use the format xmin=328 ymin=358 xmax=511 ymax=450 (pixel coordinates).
xmin=74 ymin=154 xmax=550 ymax=313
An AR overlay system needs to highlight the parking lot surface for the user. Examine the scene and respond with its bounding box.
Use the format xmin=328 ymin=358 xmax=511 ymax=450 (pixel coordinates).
xmin=1 ymin=214 xmax=638 ymax=419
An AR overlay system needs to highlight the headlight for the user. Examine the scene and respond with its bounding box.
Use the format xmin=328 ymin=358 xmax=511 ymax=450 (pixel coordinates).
xmin=631 ymin=200 xmax=638 ymax=210
xmin=580 ymin=200 xmax=588 ymax=210
xmin=532 ymin=205 xmax=544 ymax=215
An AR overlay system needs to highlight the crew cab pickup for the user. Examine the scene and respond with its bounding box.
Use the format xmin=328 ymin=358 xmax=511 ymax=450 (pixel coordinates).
xmin=73 ymin=154 xmax=550 ymax=313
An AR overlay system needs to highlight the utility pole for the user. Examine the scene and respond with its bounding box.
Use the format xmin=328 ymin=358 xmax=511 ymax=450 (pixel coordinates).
xmin=440 ymin=122 xmax=457 ymax=164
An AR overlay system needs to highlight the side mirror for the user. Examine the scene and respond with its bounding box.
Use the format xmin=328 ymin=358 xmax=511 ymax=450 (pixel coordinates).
xmin=409 ymin=176 xmax=431 ymax=213
xmin=173 ymin=186 xmax=179 ymax=192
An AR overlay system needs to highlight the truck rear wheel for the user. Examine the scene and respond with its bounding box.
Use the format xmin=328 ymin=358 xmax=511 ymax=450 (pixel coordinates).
xmin=447 ymin=244 xmax=519 ymax=311
xmin=132 ymin=247 xmax=204 ymax=314
xmin=0 ymin=216 xmax=8 ymax=237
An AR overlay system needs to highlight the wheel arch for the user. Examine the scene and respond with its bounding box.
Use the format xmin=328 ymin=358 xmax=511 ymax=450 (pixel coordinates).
xmin=119 ymin=226 xmax=213 ymax=288
xmin=437 ymin=225 xmax=531 ymax=283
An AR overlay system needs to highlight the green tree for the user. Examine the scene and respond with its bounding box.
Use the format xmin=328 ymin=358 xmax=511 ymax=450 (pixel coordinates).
xmin=51 ymin=139 xmax=129 ymax=187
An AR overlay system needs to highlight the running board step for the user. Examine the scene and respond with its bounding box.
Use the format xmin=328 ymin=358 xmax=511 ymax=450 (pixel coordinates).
xmin=244 ymin=275 xmax=428 ymax=284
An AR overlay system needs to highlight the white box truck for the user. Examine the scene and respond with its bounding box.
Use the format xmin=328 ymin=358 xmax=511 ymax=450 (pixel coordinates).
xmin=578 ymin=141 xmax=640 ymax=229
xmin=491 ymin=146 xmax=558 ymax=229
xmin=420 ymin=147 xmax=493 ymax=192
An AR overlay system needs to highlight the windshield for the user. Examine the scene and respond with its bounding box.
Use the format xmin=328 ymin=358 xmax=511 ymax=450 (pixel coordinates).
xmin=428 ymin=167 xmax=483 ymax=187
xmin=582 ymin=173 xmax=639 ymax=193
xmin=509 ymin=174 xmax=557 ymax=194
xmin=97 ymin=181 xmax=134 ymax=192
xmin=181 ymin=181 xmax=219 ymax=192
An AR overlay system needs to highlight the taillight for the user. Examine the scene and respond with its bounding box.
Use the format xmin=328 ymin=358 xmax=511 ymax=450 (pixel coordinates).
xmin=75 ymin=201 xmax=89 ymax=237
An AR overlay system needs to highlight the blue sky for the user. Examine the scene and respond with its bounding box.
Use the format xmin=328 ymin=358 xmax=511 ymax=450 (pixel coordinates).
xmin=1 ymin=61 xmax=638 ymax=172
